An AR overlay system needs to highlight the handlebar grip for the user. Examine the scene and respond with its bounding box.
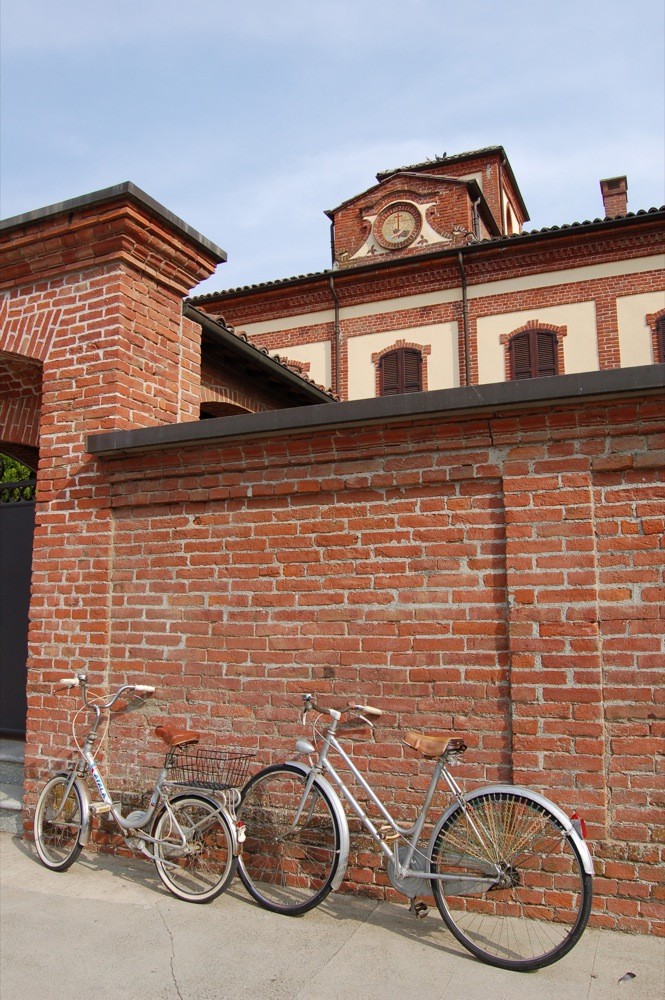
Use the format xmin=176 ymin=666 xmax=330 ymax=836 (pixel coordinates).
xmin=348 ymin=702 xmax=382 ymax=718
xmin=58 ymin=678 xmax=80 ymax=688
xmin=133 ymin=685 xmax=156 ymax=694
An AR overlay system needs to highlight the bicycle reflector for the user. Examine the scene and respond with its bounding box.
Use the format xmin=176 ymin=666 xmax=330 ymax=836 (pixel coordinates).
xmin=570 ymin=812 xmax=587 ymax=839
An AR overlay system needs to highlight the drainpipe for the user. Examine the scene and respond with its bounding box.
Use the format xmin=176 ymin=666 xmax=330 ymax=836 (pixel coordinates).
xmin=328 ymin=274 xmax=341 ymax=396
xmin=457 ymin=250 xmax=470 ymax=387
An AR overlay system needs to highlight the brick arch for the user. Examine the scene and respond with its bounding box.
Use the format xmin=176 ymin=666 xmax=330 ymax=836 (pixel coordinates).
xmin=645 ymin=309 xmax=665 ymax=363
xmin=499 ymin=320 xmax=567 ymax=380
xmin=0 ymin=351 xmax=42 ymax=458
xmin=0 ymin=296 xmax=63 ymax=364
xmin=371 ymin=339 xmax=432 ymax=396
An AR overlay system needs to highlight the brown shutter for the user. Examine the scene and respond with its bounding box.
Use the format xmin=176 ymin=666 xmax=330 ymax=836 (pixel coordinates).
xmin=380 ymin=351 xmax=400 ymax=395
xmin=535 ymin=330 xmax=557 ymax=376
xmin=379 ymin=348 xmax=423 ymax=395
xmin=657 ymin=317 xmax=665 ymax=363
xmin=510 ymin=333 xmax=533 ymax=379
xmin=510 ymin=329 xmax=558 ymax=379
xmin=402 ymin=349 xmax=422 ymax=393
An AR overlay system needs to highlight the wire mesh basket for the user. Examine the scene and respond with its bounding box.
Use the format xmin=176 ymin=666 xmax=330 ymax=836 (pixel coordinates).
xmin=166 ymin=746 xmax=254 ymax=791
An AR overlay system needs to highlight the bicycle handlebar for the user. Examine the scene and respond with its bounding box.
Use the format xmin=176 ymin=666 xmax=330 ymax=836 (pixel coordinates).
xmin=300 ymin=693 xmax=382 ymax=724
xmin=58 ymin=675 xmax=156 ymax=707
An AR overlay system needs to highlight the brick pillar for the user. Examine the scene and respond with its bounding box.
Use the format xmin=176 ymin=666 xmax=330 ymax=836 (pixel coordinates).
xmin=595 ymin=291 xmax=622 ymax=369
xmin=0 ymin=184 xmax=225 ymax=788
xmin=502 ymin=451 xmax=608 ymax=839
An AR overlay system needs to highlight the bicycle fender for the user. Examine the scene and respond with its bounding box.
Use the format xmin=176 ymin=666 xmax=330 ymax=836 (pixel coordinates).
xmin=56 ymin=773 xmax=93 ymax=847
xmin=426 ymin=784 xmax=594 ymax=877
xmin=285 ymin=760 xmax=350 ymax=891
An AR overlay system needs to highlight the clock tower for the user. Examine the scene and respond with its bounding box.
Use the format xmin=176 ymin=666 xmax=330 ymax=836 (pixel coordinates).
xmin=326 ymin=146 xmax=529 ymax=268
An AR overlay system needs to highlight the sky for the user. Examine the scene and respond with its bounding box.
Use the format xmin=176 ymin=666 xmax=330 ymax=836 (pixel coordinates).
xmin=1 ymin=0 xmax=664 ymax=295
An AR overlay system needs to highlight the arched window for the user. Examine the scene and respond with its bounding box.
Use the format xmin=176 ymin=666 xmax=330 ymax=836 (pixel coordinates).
xmin=379 ymin=347 xmax=423 ymax=395
xmin=509 ymin=328 xmax=559 ymax=380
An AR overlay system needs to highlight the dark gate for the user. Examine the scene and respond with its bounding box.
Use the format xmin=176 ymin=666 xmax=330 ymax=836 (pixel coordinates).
xmin=0 ymin=479 xmax=36 ymax=736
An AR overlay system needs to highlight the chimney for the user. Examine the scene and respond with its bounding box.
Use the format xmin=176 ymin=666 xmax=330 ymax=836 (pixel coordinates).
xmin=600 ymin=176 xmax=628 ymax=217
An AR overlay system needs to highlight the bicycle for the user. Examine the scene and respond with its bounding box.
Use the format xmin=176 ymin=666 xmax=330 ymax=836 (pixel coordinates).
xmin=237 ymin=694 xmax=594 ymax=972
xmin=33 ymin=672 xmax=253 ymax=903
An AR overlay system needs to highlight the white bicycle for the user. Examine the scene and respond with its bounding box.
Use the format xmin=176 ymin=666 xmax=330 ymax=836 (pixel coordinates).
xmin=33 ymin=673 xmax=252 ymax=903
xmin=238 ymin=694 xmax=594 ymax=972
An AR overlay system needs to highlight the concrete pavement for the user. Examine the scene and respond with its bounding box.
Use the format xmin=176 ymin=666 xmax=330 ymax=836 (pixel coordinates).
xmin=1 ymin=831 xmax=662 ymax=1000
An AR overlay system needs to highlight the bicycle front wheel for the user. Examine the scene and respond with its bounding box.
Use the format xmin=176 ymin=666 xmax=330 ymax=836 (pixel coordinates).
xmin=237 ymin=764 xmax=341 ymax=915
xmin=430 ymin=790 xmax=592 ymax=972
xmin=152 ymin=795 xmax=236 ymax=903
xmin=34 ymin=774 xmax=84 ymax=871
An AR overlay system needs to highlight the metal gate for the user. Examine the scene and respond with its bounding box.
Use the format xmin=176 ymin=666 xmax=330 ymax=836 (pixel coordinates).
xmin=0 ymin=478 xmax=36 ymax=736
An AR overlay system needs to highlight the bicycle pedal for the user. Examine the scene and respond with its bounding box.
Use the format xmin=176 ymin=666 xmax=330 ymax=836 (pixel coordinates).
xmin=379 ymin=825 xmax=400 ymax=842
xmin=409 ymin=899 xmax=429 ymax=919
xmin=90 ymin=802 xmax=113 ymax=815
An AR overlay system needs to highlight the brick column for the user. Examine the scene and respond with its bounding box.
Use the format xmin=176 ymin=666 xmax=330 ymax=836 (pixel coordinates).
xmin=0 ymin=185 xmax=225 ymax=789
xmin=595 ymin=291 xmax=622 ymax=370
xmin=502 ymin=444 xmax=608 ymax=839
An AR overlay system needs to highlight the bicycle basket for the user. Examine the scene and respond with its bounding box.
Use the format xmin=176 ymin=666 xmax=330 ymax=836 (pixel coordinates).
xmin=166 ymin=746 xmax=254 ymax=791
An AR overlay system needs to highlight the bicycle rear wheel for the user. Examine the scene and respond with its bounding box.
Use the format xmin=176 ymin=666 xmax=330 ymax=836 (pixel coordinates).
xmin=152 ymin=795 xmax=236 ymax=903
xmin=34 ymin=774 xmax=84 ymax=871
xmin=237 ymin=764 xmax=341 ymax=915
xmin=430 ymin=790 xmax=592 ymax=971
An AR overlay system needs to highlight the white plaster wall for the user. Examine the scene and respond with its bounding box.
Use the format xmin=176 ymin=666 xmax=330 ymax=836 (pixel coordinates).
xmin=617 ymin=291 xmax=665 ymax=366
xmin=477 ymin=302 xmax=599 ymax=384
xmin=272 ymin=341 xmax=331 ymax=391
xmin=346 ymin=324 xmax=459 ymax=401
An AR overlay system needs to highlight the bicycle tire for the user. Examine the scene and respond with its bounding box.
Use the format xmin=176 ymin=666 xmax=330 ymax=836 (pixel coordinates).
xmin=34 ymin=774 xmax=84 ymax=871
xmin=152 ymin=795 xmax=236 ymax=903
xmin=237 ymin=763 xmax=342 ymax=915
xmin=429 ymin=789 xmax=592 ymax=971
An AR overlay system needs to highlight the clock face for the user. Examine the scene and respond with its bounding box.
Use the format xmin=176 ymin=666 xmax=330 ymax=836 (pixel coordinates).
xmin=374 ymin=202 xmax=422 ymax=249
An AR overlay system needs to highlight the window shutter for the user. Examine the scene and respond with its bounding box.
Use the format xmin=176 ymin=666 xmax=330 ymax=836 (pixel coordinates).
xmin=536 ymin=330 xmax=557 ymax=376
xmin=510 ymin=333 xmax=532 ymax=379
xmin=380 ymin=352 xmax=400 ymax=395
xmin=402 ymin=349 xmax=422 ymax=393
xmin=510 ymin=329 xmax=558 ymax=379
xmin=657 ymin=317 xmax=665 ymax=363
xmin=379 ymin=348 xmax=423 ymax=395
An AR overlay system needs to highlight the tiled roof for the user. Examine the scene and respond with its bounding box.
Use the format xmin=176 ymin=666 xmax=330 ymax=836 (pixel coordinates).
xmin=189 ymin=206 xmax=665 ymax=303
xmin=187 ymin=305 xmax=338 ymax=400
xmin=375 ymin=145 xmax=505 ymax=180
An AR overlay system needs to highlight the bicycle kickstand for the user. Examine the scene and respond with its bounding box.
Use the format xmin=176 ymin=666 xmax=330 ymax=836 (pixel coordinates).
xmin=408 ymin=897 xmax=429 ymax=919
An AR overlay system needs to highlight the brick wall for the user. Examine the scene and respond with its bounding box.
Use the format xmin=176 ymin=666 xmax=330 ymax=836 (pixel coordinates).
xmin=24 ymin=378 xmax=665 ymax=936
xmin=4 ymin=185 xmax=663 ymax=937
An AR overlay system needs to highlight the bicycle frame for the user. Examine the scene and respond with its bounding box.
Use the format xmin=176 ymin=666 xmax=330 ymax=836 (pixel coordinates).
xmin=53 ymin=675 xmax=241 ymax=862
xmin=291 ymin=714 xmax=504 ymax=889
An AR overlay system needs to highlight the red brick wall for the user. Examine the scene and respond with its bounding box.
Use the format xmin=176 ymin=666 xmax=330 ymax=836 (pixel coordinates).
xmin=22 ymin=388 xmax=665 ymax=935
xmin=4 ymin=188 xmax=663 ymax=938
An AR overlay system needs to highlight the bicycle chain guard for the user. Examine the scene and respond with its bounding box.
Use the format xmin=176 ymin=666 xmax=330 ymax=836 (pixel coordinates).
xmin=386 ymin=844 xmax=429 ymax=898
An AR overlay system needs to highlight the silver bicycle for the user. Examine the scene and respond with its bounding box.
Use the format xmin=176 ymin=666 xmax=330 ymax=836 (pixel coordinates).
xmin=238 ymin=694 xmax=594 ymax=972
xmin=33 ymin=672 xmax=252 ymax=903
